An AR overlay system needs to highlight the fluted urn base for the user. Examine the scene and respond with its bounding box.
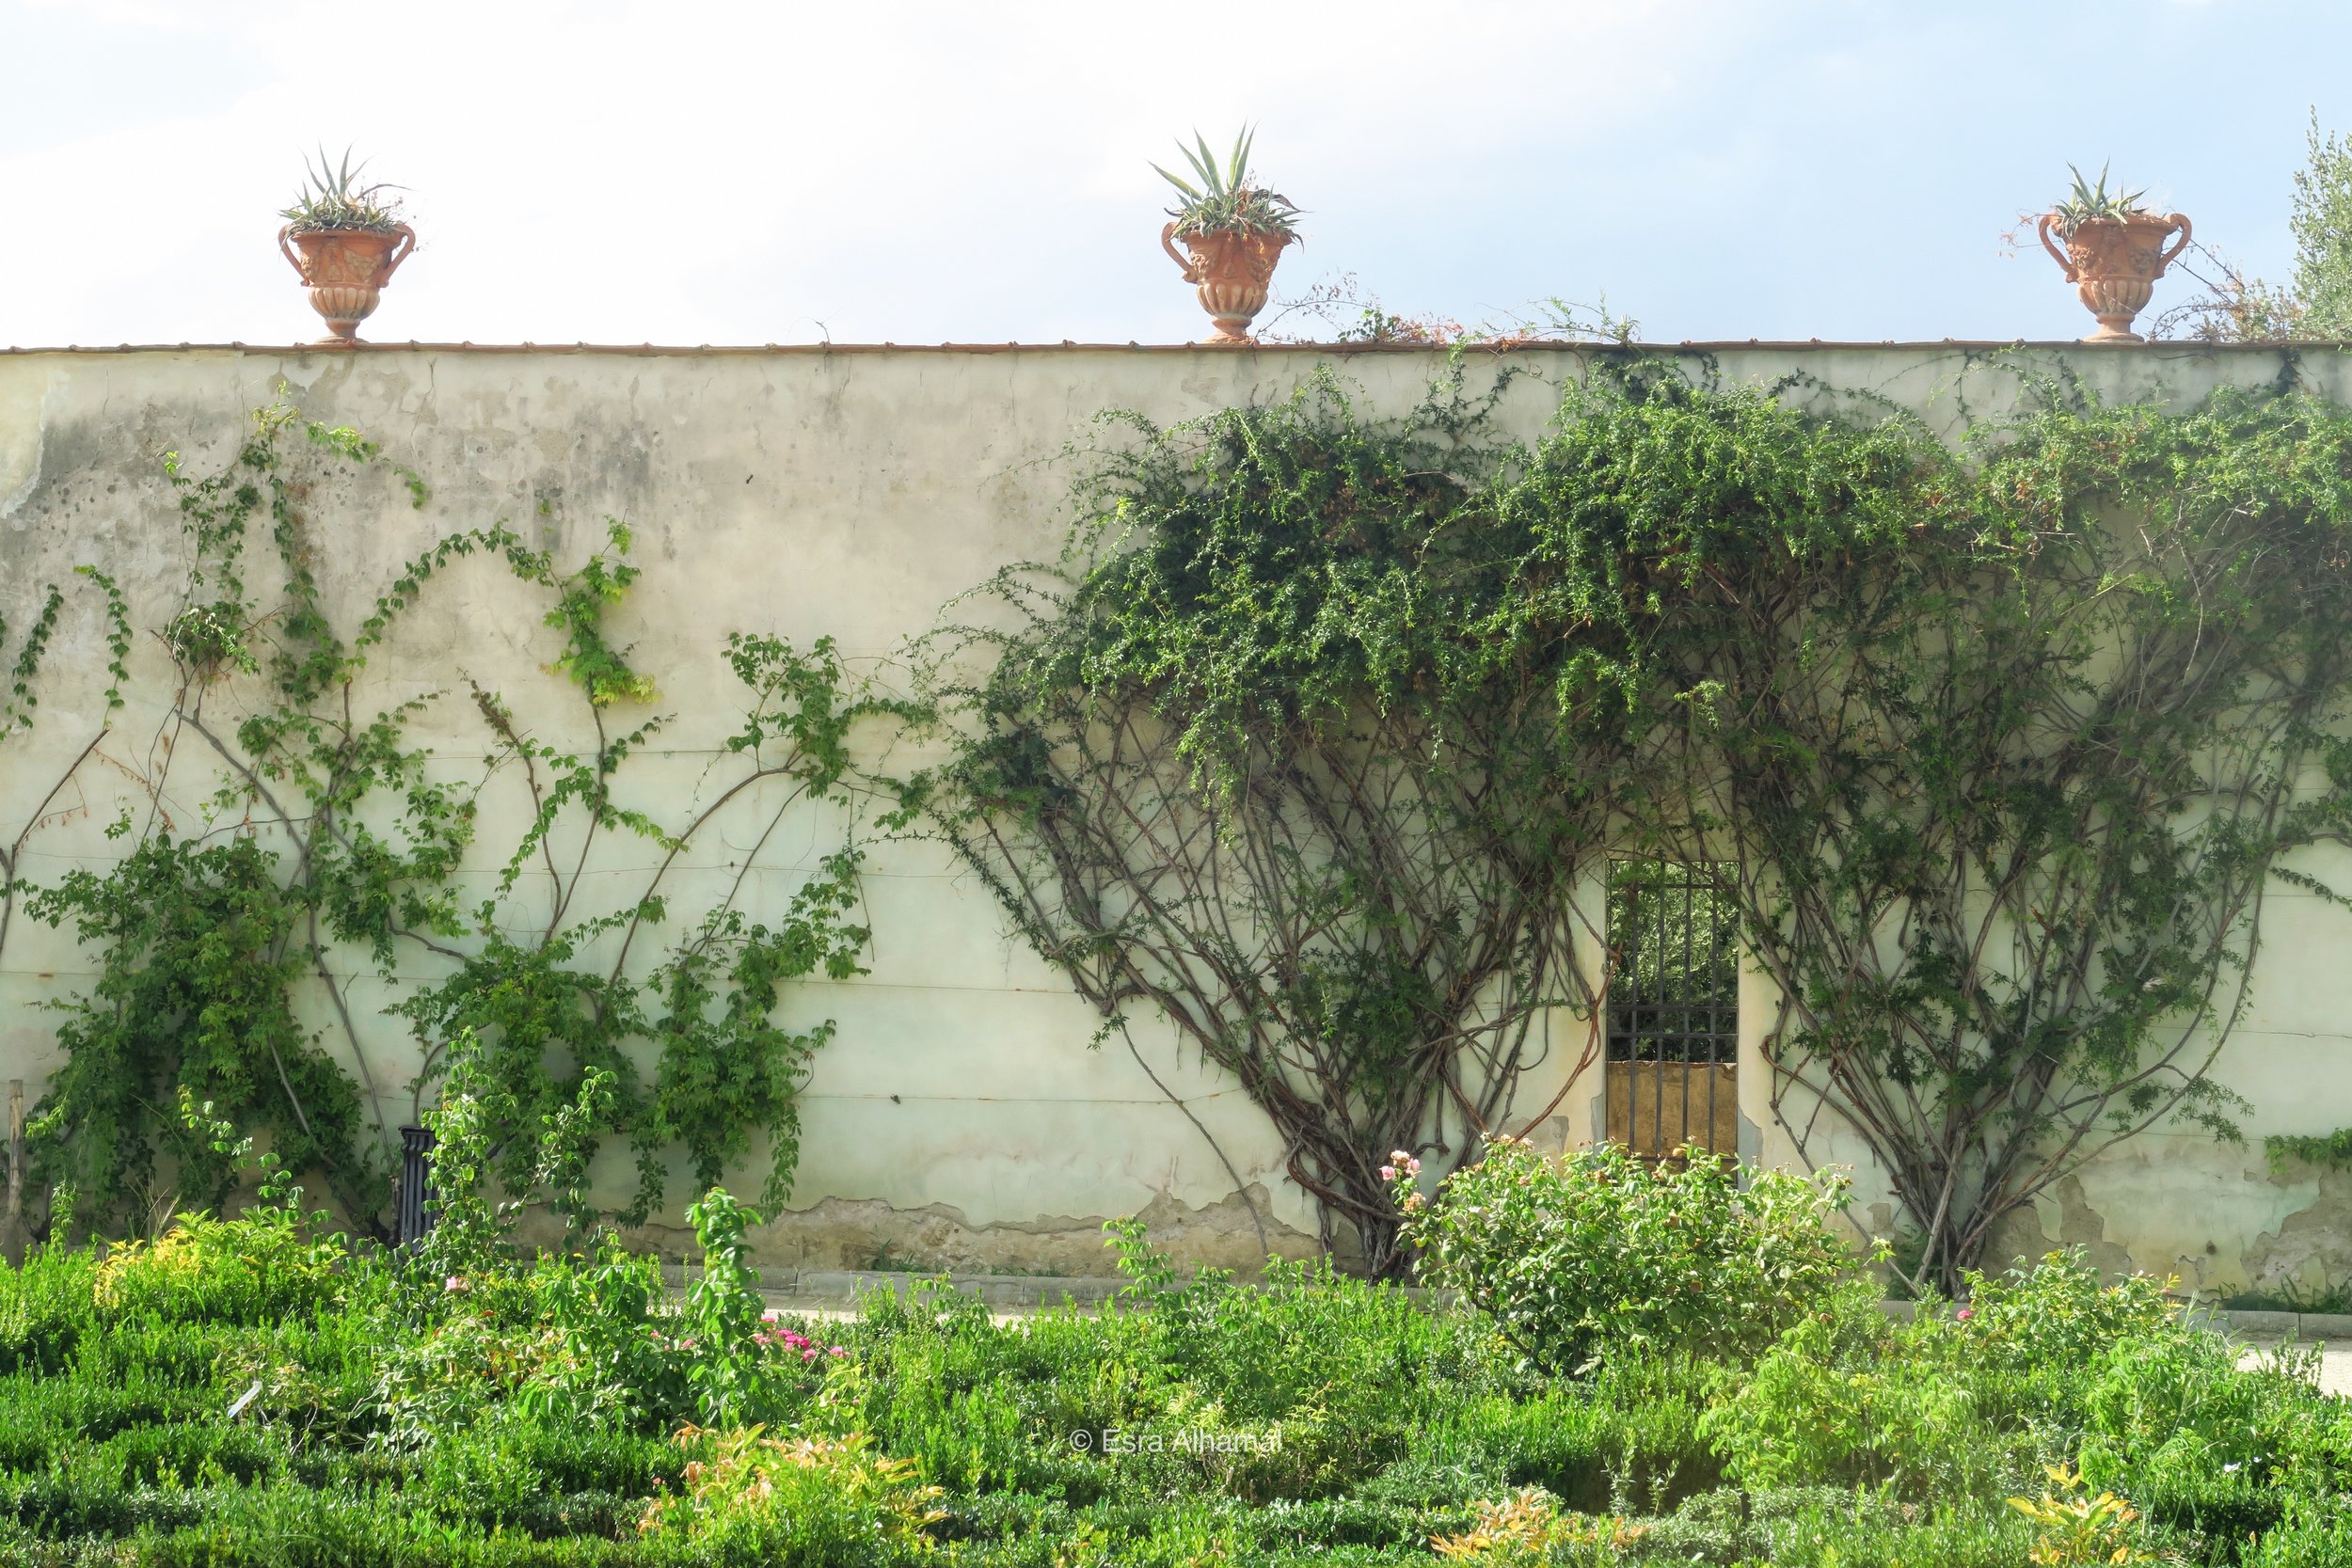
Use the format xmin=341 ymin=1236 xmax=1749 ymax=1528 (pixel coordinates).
xmin=1162 ymin=223 xmax=1292 ymax=343
xmin=279 ymin=224 xmax=416 ymax=345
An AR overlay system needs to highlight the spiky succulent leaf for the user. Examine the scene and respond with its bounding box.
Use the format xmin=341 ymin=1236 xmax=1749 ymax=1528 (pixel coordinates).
xmin=1227 ymin=127 xmax=1254 ymax=192
xmin=1156 ymin=124 xmax=1301 ymax=241
xmin=2051 ymin=160 xmax=2153 ymax=238
xmin=1152 ymin=162 xmax=1204 ymax=201
xmin=280 ymin=144 xmax=408 ymax=235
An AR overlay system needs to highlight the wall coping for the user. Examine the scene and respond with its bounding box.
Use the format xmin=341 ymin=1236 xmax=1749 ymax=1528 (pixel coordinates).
xmin=6 ymin=340 xmax=2344 ymax=358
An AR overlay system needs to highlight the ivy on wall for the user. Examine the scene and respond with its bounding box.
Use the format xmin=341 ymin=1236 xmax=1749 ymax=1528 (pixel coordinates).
xmin=0 ymin=397 xmax=871 ymax=1238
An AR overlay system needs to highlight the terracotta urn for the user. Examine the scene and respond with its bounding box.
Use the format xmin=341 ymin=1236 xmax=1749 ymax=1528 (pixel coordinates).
xmin=278 ymin=224 xmax=417 ymax=344
xmin=2036 ymin=209 xmax=2190 ymax=343
xmin=1161 ymin=222 xmax=1291 ymax=341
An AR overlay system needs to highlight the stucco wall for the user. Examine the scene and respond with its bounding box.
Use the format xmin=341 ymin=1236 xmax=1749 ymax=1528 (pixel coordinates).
xmin=5 ymin=339 xmax=2351 ymax=1286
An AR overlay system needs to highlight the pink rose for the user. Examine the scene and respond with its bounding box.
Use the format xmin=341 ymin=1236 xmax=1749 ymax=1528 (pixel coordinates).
xmin=443 ymin=1275 xmax=469 ymax=1294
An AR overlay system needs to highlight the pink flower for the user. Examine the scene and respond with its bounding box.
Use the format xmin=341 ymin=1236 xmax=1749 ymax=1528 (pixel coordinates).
xmin=443 ymin=1275 xmax=469 ymax=1294
xmin=1379 ymin=1166 xmax=1397 ymax=1182
xmin=829 ymin=1346 xmax=848 ymax=1357
xmin=1956 ymin=1307 xmax=1975 ymax=1322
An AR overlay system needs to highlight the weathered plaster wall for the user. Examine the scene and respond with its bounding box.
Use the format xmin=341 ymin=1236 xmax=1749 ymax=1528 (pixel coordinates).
xmin=5 ymin=340 xmax=2352 ymax=1282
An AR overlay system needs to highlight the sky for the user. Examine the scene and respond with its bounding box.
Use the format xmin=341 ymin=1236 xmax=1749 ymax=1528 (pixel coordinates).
xmin=4 ymin=0 xmax=2351 ymax=348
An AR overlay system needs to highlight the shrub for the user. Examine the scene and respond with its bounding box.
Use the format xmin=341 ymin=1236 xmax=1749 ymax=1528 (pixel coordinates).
xmin=1743 ymin=1493 xmax=2043 ymax=1568
xmin=418 ymin=1407 xmax=675 ymax=1535
xmin=2075 ymin=1332 xmax=2304 ymax=1544
xmin=2007 ymin=1464 xmax=2163 ymax=1566
xmin=2245 ymin=1493 xmax=2352 ymax=1568
xmin=0 ymin=1246 xmax=99 ymax=1375
xmin=89 ymin=1211 xmax=346 ymax=1326
xmin=1395 ymin=1137 xmax=1853 ymax=1374
xmin=1428 ymin=1487 xmax=1648 ymax=1565
xmin=1126 ymin=1254 xmax=1499 ymax=1498
xmin=1429 ymin=1373 xmax=1717 ymax=1513
xmin=1956 ymin=1249 xmax=2180 ymax=1374
xmin=634 ymin=1426 xmax=945 ymax=1565
xmin=1701 ymin=1289 xmax=2006 ymax=1497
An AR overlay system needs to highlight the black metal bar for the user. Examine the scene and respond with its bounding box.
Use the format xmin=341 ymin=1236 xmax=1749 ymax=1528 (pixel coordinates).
xmin=1712 ymin=879 xmax=1731 ymax=1147
xmin=398 ymin=1125 xmax=437 ymax=1246
xmin=1606 ymin=859 xmax=1741 ymax=1160
xmin=1653 ymin=875 xmax=1666 ymax=1153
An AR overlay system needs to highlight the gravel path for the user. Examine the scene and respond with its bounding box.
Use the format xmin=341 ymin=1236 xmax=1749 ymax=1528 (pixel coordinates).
xmin=2237 ymin=1337 xmax=2352 ymax=1396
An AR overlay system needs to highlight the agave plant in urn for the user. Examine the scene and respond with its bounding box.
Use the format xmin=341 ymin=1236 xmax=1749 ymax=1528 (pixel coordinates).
xmin=278 ymin=148 xmax=417 ymax=345
xmin=2036 ymin=163 xmax=2189 ymax=343
xmin=1154 ymin=128 xmax=1301 ymax=342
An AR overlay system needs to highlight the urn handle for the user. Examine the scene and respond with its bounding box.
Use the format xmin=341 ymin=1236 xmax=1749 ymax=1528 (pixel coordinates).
xmin=2153 ymin=214 xmax=2193 ymax=277
xmin=2036 ymin=213 xmax=2077 ymax=283
xmin=380 ymin=224 xmax=419 ymax=282
xmin=1160 ymin=221 xmax=1201 ymax=284
xmin=277 ymin=224 xmax=310 ymax=283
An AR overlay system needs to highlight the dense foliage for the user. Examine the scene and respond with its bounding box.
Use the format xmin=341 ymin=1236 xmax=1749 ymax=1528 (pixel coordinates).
xmin=1 ymin=400 xmax=872 ymax=1238
xmin=1152 ymin=128 xmax=1300 ymax=241
xmin=14 ymin=357 xmax=2352 ymax=1560
xmin=280 ymin=147 xmax=407 ymax=236
xmin=921 ymin=361 xmax=2352 ymax=1288
xmin=913 ymin=373 xmax=1625 ymax=1274
xmin=1394 ymin=1138 xmax=1852 ymax=1378
xmin=1 ymin=1124 xmax=2347 ymax=1565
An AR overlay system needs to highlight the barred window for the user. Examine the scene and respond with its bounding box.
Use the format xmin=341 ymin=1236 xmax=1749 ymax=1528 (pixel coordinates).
xmin=1605 ymin=860 xmax=1740 ymax=1158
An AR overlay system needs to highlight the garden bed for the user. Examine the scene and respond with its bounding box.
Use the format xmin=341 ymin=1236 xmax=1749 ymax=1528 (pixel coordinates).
xmin=4 ymin=1146 xmax=2348 ymax=1565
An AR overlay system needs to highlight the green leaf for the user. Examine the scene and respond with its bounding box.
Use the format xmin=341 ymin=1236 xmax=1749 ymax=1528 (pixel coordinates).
xmin=1150 ymin=161 xmax=1202 ymax=200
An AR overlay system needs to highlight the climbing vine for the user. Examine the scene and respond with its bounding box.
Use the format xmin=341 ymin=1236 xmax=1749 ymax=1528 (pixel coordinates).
xmin=911 ymin=371 xmax=1632 ymax=1275
xmin=0 ymin=565 xmax=129 ymax=1048
xmin=6 ymin=396 xmax=871 ymax=1238
xmin=19 ymin=360 xmax=2352 ymax=1291
xmin=1458 ymin=363 xmax=2352 ymax=1292
xmin=918 ymin=357 xmax=2352 ymax=1287
xmin=1598 ymin=371 xmax=2352 ymax=1293
xmin=2265 ymin=1128 xmax=2352 ymax=1175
